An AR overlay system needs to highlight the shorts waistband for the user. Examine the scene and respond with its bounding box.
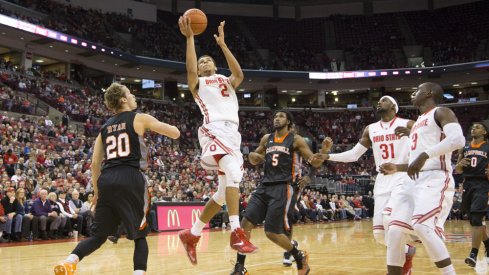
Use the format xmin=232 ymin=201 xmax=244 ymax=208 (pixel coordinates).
xmin=203 ymin=120 xmax=239 ymax=129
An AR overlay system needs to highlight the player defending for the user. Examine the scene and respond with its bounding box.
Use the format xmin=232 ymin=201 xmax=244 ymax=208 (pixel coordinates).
xmin=320 ymin=96 xmax=416 ymax=273
xmin=456 ymin=122 xmax=489 ymax=267
xmin=54 ymin=83 xmax=180 ymax=275
xmin=177 ymin=16 xmax=257 ymax=265
xmin=231 ymin=110 xmax=323 ymax=275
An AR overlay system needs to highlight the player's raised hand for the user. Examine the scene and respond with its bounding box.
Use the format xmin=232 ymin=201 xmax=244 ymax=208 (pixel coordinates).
xmin=394 ymin=126 xmax=410 ymax=137
xmin=214 ymin=21 xmax=226 ymax=47
xmin=178 ymin=16 xmax=194 ymax=37
xmin=321 ymin=137 xmax=334 ymax=153
xmin=407 ymin=152 xmax=429 ymax=180
xmin=379 ymin=163 xmax=397 ymax=175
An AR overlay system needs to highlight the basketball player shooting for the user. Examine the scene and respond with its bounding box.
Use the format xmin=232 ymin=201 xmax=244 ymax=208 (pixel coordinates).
xmin=177 ymin=16 xmax=257 ymax=266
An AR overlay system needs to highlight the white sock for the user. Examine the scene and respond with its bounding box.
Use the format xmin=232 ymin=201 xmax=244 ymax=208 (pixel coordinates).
xmin=66 ymin=254 xmax=79 ymax=264
xmin=229 ymin=215 xmax=240 ymax=231
xmin=440 ymin=264 xmax=455 ymax=275
xmin=405 ymin=245 xmax=410 ymax=254
xmin=191 ymin=218 xmax=206 ymax=236
xmin=133 ymin=270 xmax=146 ymax=275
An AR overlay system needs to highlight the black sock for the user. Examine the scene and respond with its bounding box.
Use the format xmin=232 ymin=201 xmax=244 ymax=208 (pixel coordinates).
xmin=483 ymin=239 xmax=489 ymax=250
xmin=470 ymin=248 xmax=479 ymax=257
xmin=237 ymin=253 xmax=247 ymax=265
xmin=134 ymin=238 xmax=148 ymax=271
xmin=72 ymin=235 xmax=108 ymax=261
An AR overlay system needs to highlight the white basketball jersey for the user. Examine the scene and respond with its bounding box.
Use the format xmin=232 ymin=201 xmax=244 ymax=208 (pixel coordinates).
xmin=409 ymin=107 xmax=452 ymax=172
xmin=194 ymin=74 xmax=239 ymax=125
xmin=369 ymin=117 xmax=411 ymax=171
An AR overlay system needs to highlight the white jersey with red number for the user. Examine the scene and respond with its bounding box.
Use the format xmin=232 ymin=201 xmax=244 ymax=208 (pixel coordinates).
xmin=194 ymin=74 xmax=239 ymax=126
xmin=409 ymin=107 xmax=452 ymax=172
xmin=369 ymin=117 xmax=411 ymax=171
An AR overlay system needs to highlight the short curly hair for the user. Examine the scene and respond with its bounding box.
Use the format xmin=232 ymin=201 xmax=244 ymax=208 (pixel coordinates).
xmin=104 ymin=83 xmax=126 ymax=112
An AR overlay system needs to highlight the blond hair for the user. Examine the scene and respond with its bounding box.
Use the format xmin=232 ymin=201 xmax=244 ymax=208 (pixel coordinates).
xmin=104 ymin=83 xmax=127 ymax=112
xmin=15 ymin=188 xmax=26 ymax=205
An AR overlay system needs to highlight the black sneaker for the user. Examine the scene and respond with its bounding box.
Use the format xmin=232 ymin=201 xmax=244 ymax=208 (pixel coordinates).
xmin=230 ymin=263 xmax=249 ymax=275
xmin=108 ymin=236 xmax=119 ymax=244
xmin=296 ymin=250 xmax=310 ymax=275
xmin=283 ymin=251 xmax=293 ymax=266
xmin=465 ymin=253 xmax=477 ymax=268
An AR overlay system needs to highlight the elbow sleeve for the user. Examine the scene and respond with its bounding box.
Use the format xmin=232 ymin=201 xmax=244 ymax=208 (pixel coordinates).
xmin=329 ymin=143 xmax=368 ymax=163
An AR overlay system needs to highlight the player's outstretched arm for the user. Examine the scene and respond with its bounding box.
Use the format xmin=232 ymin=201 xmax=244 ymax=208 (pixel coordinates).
xmin=178 ymin=16 xmax=199 ymax=95
xmin=248 ymin=134 xmax=268 ymax=165
xmin=323 ymin=126 xmax=371 ymax=162
xmin=91 ymin=134 xmax=104 ymax=206
xmin=135 ymin=113 xmax=180 ymax=139
xmin=214 ymin=21 xmax=244 ymax=89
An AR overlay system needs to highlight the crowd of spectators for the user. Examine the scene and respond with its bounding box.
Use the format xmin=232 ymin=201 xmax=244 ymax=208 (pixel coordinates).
xmin=2 ymin=0 xmax=489 ymax=71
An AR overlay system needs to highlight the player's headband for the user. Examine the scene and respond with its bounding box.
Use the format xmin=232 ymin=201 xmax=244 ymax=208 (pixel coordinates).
xmin=380 ymin=96 xmax=399 ymax=113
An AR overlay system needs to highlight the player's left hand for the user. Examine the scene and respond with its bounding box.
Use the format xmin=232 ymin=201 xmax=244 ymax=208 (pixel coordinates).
xmin=379 ymin=163 xmax=397 ymax=175
xmin=407 ymin=152 xmax=429 ymax=180
xmin=394 ymin=126 xmax=411 ymax=137
xmin=214 ymin=21 xmax=226 ymax=47
xmin=298 ymin=176 xmax=311 ymax=189
xmin=321 ymin=137 xmax=334 ymax=153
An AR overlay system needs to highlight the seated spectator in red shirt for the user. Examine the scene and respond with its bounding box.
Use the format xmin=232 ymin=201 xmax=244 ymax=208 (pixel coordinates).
xmin=0 ymin=201 xmax=8 ymax=242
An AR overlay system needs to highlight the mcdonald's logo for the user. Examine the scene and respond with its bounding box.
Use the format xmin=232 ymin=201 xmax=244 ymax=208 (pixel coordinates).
xmin=191 ymin=209 xmax=202 ymax=225
xmin=167 ymin=209 xmax=180 ymax=227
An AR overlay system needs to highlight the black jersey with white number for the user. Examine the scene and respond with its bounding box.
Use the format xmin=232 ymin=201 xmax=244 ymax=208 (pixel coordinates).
xmin=100 ymin=111 xmax=148 ymax=171
xmin=462 ymin=141 xmax=489 ymax=179
xmin=263 ymin=132 xmax=296 ymax=183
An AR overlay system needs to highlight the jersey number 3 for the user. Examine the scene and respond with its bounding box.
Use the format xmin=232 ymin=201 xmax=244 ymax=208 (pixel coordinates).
xmin=106 ymin=133 xmax=130 ymax=159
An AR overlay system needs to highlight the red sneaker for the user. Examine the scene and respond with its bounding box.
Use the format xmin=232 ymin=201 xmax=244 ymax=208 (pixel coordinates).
xmin=230 ymin=228 xmax=258 ymax=254
xmin=179 ymin=229 xmax=201 ymax=265
xmin=403 ymin=245 xmax=416 ymax=275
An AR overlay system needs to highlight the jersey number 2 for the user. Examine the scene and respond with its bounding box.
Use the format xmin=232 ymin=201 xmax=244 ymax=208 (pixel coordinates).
xmin=106 ymin=133 xmax=130 ymax=159
xmin=219 ymin=84 xmax=230 ymax=97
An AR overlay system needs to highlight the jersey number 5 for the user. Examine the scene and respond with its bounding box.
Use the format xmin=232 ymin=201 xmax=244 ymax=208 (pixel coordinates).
xmin=272 ymin=154 xmax=279 ymax=166
xmin=106 ymin=133 xmax=130 ymax=159
xmin=219 ymin=84 xmax=230 ymax=97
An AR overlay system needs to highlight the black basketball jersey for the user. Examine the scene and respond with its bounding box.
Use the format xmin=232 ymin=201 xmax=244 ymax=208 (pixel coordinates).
xmin=263 ymin=132 xmax=296 ymax=183
xmin=100 ymin=111 xmax=148 ymax=171
xmin=462 ymin=141 xmax=489 ymax=179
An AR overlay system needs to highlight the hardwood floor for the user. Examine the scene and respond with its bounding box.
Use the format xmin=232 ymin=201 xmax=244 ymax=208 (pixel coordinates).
xmin=0 ymin=220 xmax=485 ymax=274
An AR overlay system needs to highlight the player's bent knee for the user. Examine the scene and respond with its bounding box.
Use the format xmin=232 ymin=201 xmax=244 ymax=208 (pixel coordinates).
xmin=211 ymin=192 xmax=226 ymax=206
xmin=373 ymin=230 xmax=386 ymax=245
xmin=470 ymin=213 xmax=484 ymax=226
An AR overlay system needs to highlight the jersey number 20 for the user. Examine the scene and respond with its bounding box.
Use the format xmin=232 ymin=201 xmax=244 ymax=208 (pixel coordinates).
xmin=106 ymin=133 xmax=130 ymax=159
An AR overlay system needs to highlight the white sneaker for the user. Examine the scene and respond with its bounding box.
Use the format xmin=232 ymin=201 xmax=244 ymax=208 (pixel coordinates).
xmin=283 ymin=252 xmax=293 ymax=266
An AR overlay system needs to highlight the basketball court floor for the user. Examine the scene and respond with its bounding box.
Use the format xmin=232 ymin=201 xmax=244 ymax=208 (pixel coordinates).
xmin=0 ymin=220 xmax=486 ymax=274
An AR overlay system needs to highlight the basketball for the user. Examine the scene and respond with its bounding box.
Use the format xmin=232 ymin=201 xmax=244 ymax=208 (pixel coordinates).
xmin=183 ymin=8 xmax=207 ymax=35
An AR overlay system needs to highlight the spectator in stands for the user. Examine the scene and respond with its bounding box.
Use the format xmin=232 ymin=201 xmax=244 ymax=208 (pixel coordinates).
xmin=0 ymin=201 xmax=8 ymax=242
xmin=57 ymin=190 xmax=83 ymax=237
xmin=48 ymin=192 xmax=67 ymax=239
xmin=16 ymin=187 xmax=33 ymax=241
xmin=1 ymin=187 xmax=22 ymax=241
xmin=31 ymin=189 xmax=60 ymax=240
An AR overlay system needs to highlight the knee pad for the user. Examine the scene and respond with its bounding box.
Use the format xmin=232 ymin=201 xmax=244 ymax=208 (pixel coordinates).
xmin=373 ymin=230 xmax=386 ymax=245
xmin=470 ymin=213 xmax=484 ymax=226
xmin=212 ymin=175 xmax=227 ymax=206
xmin=219 ymin=155 xmax=243 ymax=188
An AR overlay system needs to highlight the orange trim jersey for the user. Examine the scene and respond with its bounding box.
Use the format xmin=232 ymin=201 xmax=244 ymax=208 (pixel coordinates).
xmin=263 ymin=132 xmax=295 ymax=183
